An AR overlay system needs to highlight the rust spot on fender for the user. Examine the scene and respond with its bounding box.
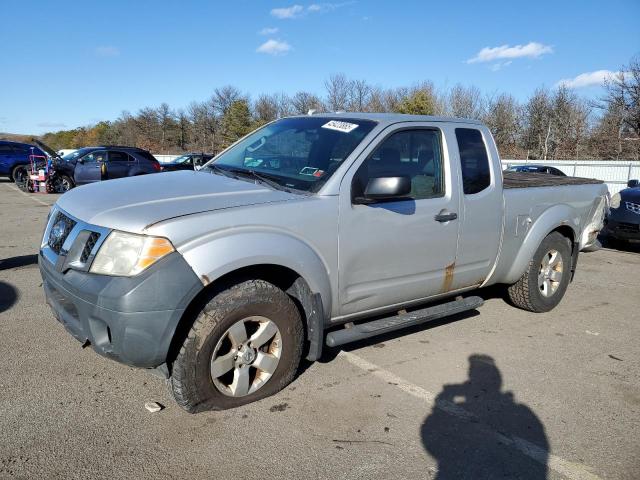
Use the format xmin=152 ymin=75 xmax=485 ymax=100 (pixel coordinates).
xmin=443 ymin=262 xmax=455 ymax=293
xmin=201 ymin=274 xmax=211 ymax=286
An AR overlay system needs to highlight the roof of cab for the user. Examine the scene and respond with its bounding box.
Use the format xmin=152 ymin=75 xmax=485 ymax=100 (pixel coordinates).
xmin=292 ymin=111 xmax=484 ymax=126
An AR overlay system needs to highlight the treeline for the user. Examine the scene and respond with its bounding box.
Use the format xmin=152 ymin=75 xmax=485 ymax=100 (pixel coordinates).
xmin=41 ymin=56 xmax=640 ymax=161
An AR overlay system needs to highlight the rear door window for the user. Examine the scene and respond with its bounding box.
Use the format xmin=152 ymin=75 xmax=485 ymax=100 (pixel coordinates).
xmin=455 ymin=128 xmax=491 ymax=194
xmin=108 ymin=151 xmax=131 ymax=162
xmin=0 ymin=145 xmax=15 ymax=155
xmin=135 ymin=151 xmax=158 ymax=162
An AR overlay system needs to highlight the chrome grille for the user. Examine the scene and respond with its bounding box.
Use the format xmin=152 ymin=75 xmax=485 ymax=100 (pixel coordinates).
xmin=47 ymin=212 xmax=77 ymax=254
xmin=80 ymin=232 xmax=101 ymax=263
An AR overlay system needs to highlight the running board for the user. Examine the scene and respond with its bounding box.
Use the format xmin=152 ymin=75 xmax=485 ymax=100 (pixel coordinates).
xmin=325 ymin=296 xmax=483 ymax=348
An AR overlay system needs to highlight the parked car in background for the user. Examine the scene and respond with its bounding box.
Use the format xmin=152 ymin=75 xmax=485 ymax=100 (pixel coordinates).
xmin=160 ymin=152 xmax=214 ymax=172
xmin=58 ymin=149 xmax=77 ymax=157
xmin=0 ymin=140 xmax=47 ymax=184
xmin=50 ymin=146 xmax=161 ymax=191
xmin=603 ymin=179 xmax=640 ymax=244
xmin=505 ymin=165 xmax=567 ymax=176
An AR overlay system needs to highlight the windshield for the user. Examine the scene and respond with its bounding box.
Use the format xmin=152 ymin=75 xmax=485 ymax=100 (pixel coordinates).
xmin=62 ymin=148 xmax=92 ymax=162
xmin=173 ymin=154 xmax=193 ymax=164
xmin=203 ymin=117 xmax=377 ymax=192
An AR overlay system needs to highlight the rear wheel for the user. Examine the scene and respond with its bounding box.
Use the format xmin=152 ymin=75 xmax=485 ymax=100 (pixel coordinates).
xmin=508 ymin=232 xmax=572 ymax=312
xmin=170 ymin=279 xmax=304 ymax=413
xmin=47 ymin=174 xmax=74 ymax=193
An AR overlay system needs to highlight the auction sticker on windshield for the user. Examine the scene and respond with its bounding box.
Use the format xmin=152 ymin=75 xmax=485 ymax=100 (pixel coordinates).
xmin=322 ymin=120 xmax=359 ymax=133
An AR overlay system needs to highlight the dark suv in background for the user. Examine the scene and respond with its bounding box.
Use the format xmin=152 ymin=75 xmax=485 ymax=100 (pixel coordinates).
xmin=0 ymin=140 xmax=47 ymax=183
xmin=160 ymin=152 xmax=214 ymax=172
xmin=53 ymin=146 xmax=161 ymax=191
xmin=604 ymin=179 xmax=640 ymax=245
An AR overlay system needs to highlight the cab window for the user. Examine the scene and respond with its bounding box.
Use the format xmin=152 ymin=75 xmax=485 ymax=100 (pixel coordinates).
xmin=353 ymin=129 xmax=444 ymax=201
xmin=455 ymin=128 xmax=491 ymax=194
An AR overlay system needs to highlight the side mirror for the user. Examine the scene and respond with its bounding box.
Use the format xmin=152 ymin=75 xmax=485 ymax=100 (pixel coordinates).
xmin=77 ymin=158 xmax=84 ymax=164
xmin=355 ymin=176 xmax=412 ymax=203
xmin=627 ymin=179 xmax=639 ymax=188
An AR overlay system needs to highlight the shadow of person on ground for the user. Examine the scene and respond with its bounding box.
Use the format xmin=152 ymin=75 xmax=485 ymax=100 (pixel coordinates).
xmin=421 ymin=354 xmax=549 ymax=479
xmin=0 ymin=281 xmax=18 ymax=313
xmin=0 ymin=254 xmax=38 ymax=271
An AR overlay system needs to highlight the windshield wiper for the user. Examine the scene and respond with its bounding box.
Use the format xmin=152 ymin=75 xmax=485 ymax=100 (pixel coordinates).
xmin=224 ymin=167 xmax=292 ymax=193
xmin=209 ymin=164 xmax=239 ymax=180
xmin=247 ymin=170 xmax=292 ymax=193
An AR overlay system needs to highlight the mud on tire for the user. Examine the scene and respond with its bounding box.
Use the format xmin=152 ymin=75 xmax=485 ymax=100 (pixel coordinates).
xmin=170 ymin=279 xmax=304 ymax=413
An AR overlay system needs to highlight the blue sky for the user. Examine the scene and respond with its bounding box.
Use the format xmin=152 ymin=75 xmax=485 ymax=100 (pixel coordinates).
xmin=1 ymin=0 xmax=638 ymax=134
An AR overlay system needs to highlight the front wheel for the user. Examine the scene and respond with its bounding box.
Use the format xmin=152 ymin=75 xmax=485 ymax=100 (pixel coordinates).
xmin=170 ymin=279 xmax=304 ymax=413
xmin=508 ymin=232 xmax=572 ymax=312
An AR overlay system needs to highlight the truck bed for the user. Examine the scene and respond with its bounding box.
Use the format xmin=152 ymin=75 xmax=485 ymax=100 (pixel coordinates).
xmin=502 ymin=171 xmax=604 ymax=189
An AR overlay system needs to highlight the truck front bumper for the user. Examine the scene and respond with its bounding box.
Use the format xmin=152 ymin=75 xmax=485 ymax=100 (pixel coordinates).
xmin=39 ymin=251 xmax=202 ymax=369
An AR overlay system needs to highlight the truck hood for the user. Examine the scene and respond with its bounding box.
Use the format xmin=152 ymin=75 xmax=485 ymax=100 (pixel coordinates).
xmin=56 ymin=171 xmax=301 ymax=233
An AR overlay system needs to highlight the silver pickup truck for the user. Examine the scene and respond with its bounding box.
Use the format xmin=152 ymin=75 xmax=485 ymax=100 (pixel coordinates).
xmin=39 ymin=113 xmax=607 ymax=412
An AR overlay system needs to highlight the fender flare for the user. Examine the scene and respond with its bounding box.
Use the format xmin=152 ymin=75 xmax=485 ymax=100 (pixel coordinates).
xmin=503 ymin=204 xmax=579 ymax=285
xmin=178 ymin=230 xmax=333 ymax=321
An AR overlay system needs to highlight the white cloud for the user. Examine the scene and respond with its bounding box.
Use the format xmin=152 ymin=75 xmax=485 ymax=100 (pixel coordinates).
xmin=555 ymin=70 xmax=620 ymax=89
xmin=271 ymin=2 xmax=352 ymax=19
xmin=271 ymin=5 xmax=304 ymax=19
xmin=467 ymin=42 xmax=553 ymax=64
xmin=256 ymin=39 xmax=292 ymax=56
xmin=490 ymin=61 xmax=512 ymax=72
xmin=95 ymin=46 xmax=120 ymax=57
xmin=259 ymin=27 xmax=279 ymax=35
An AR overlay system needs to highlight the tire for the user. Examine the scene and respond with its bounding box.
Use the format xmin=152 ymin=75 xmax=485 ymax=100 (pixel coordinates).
xmin=508 ymin=232 xmax=572 ymax=313
xmin=48 ymin=174 xmax=74 ymax=193
xmin=11 ymin=165 xmax=28 ymax=189
xmin=170 ymin=279 xmax=304 ymax=413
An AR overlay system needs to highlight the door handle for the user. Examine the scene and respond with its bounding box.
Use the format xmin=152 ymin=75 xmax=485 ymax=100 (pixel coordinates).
xmin=435 ymin=211 xmax=458 ymax=223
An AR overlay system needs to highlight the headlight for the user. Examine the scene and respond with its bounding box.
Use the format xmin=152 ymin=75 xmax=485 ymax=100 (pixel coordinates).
xmin=90 ymin=231 xmax=174 ymax=276
xmin=610 ymin=193 xmax=621 ymax=209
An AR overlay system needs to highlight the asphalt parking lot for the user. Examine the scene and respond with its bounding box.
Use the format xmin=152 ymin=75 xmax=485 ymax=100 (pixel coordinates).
xmin=0 ymin=179 xmax=639 ymax=480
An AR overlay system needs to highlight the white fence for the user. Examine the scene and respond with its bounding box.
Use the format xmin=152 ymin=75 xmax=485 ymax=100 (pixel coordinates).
xmin=502 ymin=159 xmax=640 ymax=194
xmin=153 ymin=153 xmax=640 ymax=195
xmin=154 ymin=154 xmax=180 ymax=164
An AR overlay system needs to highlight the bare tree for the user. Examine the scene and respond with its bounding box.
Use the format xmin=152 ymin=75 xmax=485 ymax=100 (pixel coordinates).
xmin=156 ymin=103 xmax=176 ymax=154
xmin=484 ymin=93 xmax=522 ymax=158
xmin=348 ymin=79 xmax=372 ymax=111
xmin=324 ymin=73 xmax=351 ymax=111
xmin=253 ymin=94 xmax=279 ymax=125
xmin=599 ymin=56 xmax=640 ymax=159
xmin=211 ymin=85 xmax=242 ymax=117
xmin=521 ymin=88 xmax=553 ymax=159
xmin=291 ymin=91 xmax=324 ymax=114
xmin=448 ymin=84 xmax=485 ymax=119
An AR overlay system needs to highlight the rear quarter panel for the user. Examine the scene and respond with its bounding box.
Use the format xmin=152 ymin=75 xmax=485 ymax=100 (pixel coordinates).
xmin=488 ymin=183 xmax=608 ymax=285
